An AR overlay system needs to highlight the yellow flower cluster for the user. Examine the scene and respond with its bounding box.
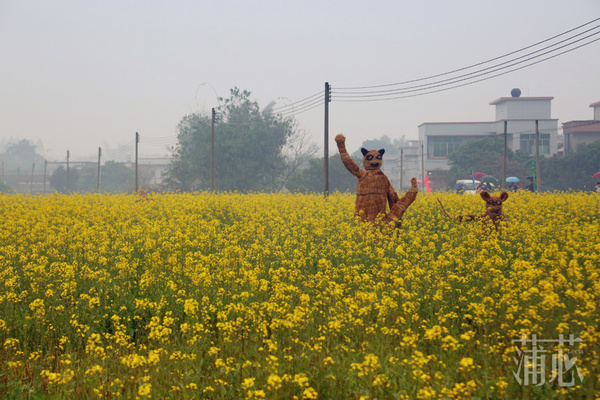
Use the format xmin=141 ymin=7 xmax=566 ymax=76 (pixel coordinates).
xmin=0 ymin=190 xmax=598 ymax=398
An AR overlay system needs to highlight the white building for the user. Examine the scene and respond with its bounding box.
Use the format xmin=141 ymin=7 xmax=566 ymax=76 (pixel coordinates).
xmin=418 ymin=90 xmax=559 ymax=177
xmin=562 ymin=101 xmax=600 ymax=155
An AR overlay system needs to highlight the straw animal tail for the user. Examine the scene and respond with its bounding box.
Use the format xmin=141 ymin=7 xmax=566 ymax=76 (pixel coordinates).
xmin=437 ymin=191 xmax=509 ymax=231
xmin=436 ymin=198 xmax=456 ymax=221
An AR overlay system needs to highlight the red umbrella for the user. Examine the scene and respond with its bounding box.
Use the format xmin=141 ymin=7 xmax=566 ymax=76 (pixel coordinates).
xmin=473 ymin=172 xmax=487 ymax=180
xmin=593 ymin=172 xmax=600 ymax=178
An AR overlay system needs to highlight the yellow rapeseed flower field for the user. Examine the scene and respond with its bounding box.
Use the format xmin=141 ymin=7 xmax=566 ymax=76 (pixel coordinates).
xmin=0 ymin=191 xmax=599 ymax=399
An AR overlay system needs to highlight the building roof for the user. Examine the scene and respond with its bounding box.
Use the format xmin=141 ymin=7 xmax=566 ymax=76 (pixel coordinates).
xmin=562 ymin=120 xmax=600 ymax=133
xmin=489 ymin=96 xmax=554 ymax=105
xmin=590 ymin=101 xmax=600 ymax=108
xmin=418 ymin=121 xmax=493 ymax=127
xmin=418 ymin=118 xmax=557 ymax=128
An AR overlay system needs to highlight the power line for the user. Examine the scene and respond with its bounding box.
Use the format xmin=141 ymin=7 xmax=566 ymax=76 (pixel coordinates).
xmin=336 ymin=17 xmax=600 ymax=90
xmin=335 ymin=25 xmax=600 ymax=97
xmin=333 ymin=27 xmax=600 ymax=100
xmin=140 ymin=135 xmax=179 ymax=145
xmin=270 ymin=91 xmax=323 ymax=112
xmin=332 ymin=36 xmax=600 ymax=102
xmin=277 ymin=98 xmax=325 ymax=117
xmin=265 ymin=18 xmax=600 ymax=113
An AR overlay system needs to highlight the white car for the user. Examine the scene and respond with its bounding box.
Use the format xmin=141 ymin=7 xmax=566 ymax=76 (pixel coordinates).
xmin=454 ymin=179 xmax=481 ymax=194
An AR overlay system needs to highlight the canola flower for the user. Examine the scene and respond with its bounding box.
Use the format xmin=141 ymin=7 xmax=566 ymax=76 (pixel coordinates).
xmin=0 ymin=190 xmax=599 ymax=398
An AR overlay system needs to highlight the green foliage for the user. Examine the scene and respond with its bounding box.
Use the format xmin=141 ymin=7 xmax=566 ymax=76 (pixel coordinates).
xmin=446 ymin=137 xmax=532 ymax=187
xmin=287 ymin=135 xmax=408 ymax=194
xmin=76 ymin=166 xmax=98 ymax=192
xmin=540 ymin=141 xmax=600 ymax=191
xmin=165 ymin=88 xmax=297 ymax=192
xmin=0 ymin=139 xmax=46 ymax=190
xmin=100 ymin=161 xmax=135 ymax=193
xmin=351 ymin=135 xmax=408 ymax=158
xmin=285 ymin=155 xmax=358 ymax=193
xmin=447 ymin=137 xmax=600 ymax=191
xmin=4 ymin=139 xmax=45 ymax=162
xmin=49 ymin=166 xmax=79 ymax=194
xmin=75 ymin=161 xmax=134 ymax=193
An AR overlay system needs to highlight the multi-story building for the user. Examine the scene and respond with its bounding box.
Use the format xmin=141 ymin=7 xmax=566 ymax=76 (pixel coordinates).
xmin=417 ymin=90 xmax=559 ymax=187
xmin=562 ymin=101 xmax=600 ymax=155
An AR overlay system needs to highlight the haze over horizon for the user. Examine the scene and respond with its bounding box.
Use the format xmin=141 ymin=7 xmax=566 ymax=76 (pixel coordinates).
xmin=1 ymin=1 xmax=599 ymax=161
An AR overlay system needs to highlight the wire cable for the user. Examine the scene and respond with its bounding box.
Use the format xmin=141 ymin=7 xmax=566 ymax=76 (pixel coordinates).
xmin=336 ymin=17 xmax=600 ymax=90
xmin=270 ymin=91 xmax=323 ymax=112
xmin=140 ymin=135 xmax=179 ymax=145
xmin=332 ymin=36 xmax=600 ymax=102
xmin=333 ymin=28 xmax=600 ymax=100
xmin=335 ymin=25 xmax=600 ymax=97
xmin=277 ymin=98 xmax=325 ymax=117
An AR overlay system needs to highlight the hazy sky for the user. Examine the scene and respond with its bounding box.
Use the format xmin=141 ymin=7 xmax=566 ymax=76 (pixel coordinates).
xmin=1 ymin=0 xmax=599 ymax=161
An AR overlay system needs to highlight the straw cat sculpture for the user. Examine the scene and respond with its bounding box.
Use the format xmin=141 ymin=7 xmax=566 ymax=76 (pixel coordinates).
xmin=437 ymin=191 xmax=508 ymax=230
xmin=335 ymin=133 xmax=418 ymax=227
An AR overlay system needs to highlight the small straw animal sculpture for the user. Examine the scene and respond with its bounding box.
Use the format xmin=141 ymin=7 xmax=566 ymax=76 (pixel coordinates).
xmin=437 ymin=191 xmax=508 ymax=230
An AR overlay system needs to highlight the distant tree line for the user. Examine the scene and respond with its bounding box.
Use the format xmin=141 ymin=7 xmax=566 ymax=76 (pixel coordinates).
xmin=0 ymin=139 xmax=135 ymax=193
xmin=4 ymin=88 xmax=597 ymax=194
xmin=284 ymin=135 xmax=408 ymax=193
xmin=49 ymin=161 xmax=134 ymax=193
xmin=446 ymin=136 xmax=600 ymax=191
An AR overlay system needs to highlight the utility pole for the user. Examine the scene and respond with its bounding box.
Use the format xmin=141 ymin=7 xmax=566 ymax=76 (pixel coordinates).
xmin=211 ymin=108 xmax=215 ymax=192
xmin=420 ymin=141 xmax=425 ymax=191
xmin=535 ymin=120 xmax=540 ymax=191
xmin=503 ymin=120 xmax=507 ymax=186
xmin=66 ymin=150 xmax=70 ymax=193
xmin=324 ymin=82 xmax=331 ymax=198
xmin=135 ymin=132 xmax=139 ymax=192
xmin=43 ymin=160 xmax=47 ymax=194
xmin=30 ymin=162 xmax=35 ymax=194
xmin=97 ymin=147 xmax=102 ymax=193
xmin=399 ymin=148 xmax=404 ymax=190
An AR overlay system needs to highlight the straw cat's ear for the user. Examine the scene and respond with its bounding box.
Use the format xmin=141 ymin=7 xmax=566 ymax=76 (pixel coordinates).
xmin=480 ymin=191 xmax=491 ymax=201
xmin=500 ymin=191 xmax=509 ymax=202
xmin=361 ymin=148 xmax=368 ymax=156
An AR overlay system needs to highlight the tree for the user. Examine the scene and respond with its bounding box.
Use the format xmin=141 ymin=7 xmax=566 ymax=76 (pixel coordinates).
xmin=49 ymin=166 xmax=79 ymax=193
xmin=0 ymin=140 xmax=46 ymax=184
xmin=165 ymin=88 xmax=313 ymax=192
xmin=5 ymin=139 xmax=44 ymax=161
xmin=446 ymin=136 xmax=532 ymax=187
xmin=285 ymin=154 xmax=359 ymax=193
xmin=273 ymin=127 xmax=319 ymax=192
xmin=163 ymin=113 xmax=212 ymax=191
xmin=286 ymin=135 xmax=410 ymax=193
xmin=351 ymin=135 xmax=408 ymax=158
xmin=76 ymin=166 xmax=98 ymax=193
xmin=75 ymin=161 xmax=134 ymax=193
xmin=100 ymin=161 xmax=135 ymax=193
xmin=446 ymin=137 xmax=600 ymax=191
xmin=540 ymin=141 xmax=600 ymax=191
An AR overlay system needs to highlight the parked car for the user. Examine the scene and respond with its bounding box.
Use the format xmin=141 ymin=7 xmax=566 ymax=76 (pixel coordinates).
xmin=454 ymin=179 xmax=481 ymax=194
